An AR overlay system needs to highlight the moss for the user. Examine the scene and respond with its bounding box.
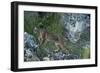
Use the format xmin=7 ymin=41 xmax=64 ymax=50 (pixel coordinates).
xmin=80 ymin=48 xmax=90 ymax=59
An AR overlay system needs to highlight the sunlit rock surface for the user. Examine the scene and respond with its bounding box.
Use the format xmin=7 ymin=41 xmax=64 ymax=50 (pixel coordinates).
xmin=24 ymin=32 xmax=38 ymax=49
xmin=24 ymin=32 xmax=40 ymax=61
xmin=62 ymin=13 xmax=90 ymax=43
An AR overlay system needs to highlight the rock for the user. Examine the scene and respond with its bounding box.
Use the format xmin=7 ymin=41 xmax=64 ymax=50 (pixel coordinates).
xmin=24 ymin=32 xmax=38 ymax=51
xmin=24 ymin=48 xmax=40 ymax=61
xmin=24 ymin=48 xmax=33 ymax=57
xmin=62 ymin=13 xmax=90 ymax=43
xmin=24 ymin=32 xmax=40 ymax=61
xmin=31 ymin=55 xmax=40 ymax=61
xmin=43 ymin=57 xmax=50 ymax=61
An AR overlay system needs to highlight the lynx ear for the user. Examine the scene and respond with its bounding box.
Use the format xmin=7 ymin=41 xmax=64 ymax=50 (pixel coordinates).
xmin=33 ymin=27 xmax=37 ymax=33
xmin=34 ymin=27 xmax=37 ymax=30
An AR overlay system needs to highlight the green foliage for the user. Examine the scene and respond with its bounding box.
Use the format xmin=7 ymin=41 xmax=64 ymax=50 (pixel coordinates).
xmin=24 ymin=11 xmax=39 ymax=34
xmin=80 ymin=48 xmax=90 ymax=59
xmin=24 ymin=11 xmax=64 ymax=36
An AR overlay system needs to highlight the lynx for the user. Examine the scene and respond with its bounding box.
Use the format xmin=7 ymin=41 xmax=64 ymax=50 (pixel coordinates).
xmin=33 ymin=27 xmax=67 ymax=51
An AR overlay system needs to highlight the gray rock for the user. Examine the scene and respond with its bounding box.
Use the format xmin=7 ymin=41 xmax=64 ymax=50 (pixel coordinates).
xmin=24 ymin=32 xmax=38 ymax=51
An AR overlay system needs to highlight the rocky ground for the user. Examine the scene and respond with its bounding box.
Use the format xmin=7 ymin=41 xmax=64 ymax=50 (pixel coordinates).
xmin=24 ymin=32 xmax=81 ymax=61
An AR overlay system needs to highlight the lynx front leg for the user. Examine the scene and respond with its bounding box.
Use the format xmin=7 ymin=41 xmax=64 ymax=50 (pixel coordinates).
xmin=38 ymin=32 xmax=44 ymax=45
xmin=54 ymin=43 xmax=61 ymax=52
xmin=55 ymin=42 xmax=68 ymax=53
